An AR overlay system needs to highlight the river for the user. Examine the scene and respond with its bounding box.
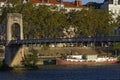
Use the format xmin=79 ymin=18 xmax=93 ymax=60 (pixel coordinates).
xmin=0 ymin=64 xmax=120 ymax=80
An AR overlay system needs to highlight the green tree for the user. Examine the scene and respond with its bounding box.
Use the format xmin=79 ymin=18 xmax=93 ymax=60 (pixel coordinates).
xmin=23 ymin=49 xmax=39 ymax=67
xmin=0 ymin=4 xmax=117 ymax=38
xmin=112 ymin=43 xmax=120 ymax=55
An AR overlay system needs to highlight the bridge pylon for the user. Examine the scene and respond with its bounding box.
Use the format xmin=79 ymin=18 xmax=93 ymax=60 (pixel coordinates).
xmin=4 ymin=13 xmax=24 ymax=67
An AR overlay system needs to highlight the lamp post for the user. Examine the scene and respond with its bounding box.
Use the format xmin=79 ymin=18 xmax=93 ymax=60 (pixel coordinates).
xmin=105 ymin=44 xmax=108 ymax=57
xmin=94 ymin=36 xmax=96 ymax=49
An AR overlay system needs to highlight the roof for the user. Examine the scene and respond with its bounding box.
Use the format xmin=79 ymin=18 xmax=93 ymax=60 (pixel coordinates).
xmin=63 ymin=2 xmax=83 ymax=8
xmin=0 ymin=0 xmax=84 ymax=8
xmin=30 ymin=0 xmax=83 ymax=8
xmin=30 ymin=0 xmax=60 ymax=4
xmin=0 ymin=0 xmax=20 ymax=3
xmin=29 ymin=0 xmax=40 ymax=3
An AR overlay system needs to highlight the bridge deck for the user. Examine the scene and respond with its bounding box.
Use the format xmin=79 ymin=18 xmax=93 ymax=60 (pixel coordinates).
xmin=0 ymin=36 xmax=120 ymax=45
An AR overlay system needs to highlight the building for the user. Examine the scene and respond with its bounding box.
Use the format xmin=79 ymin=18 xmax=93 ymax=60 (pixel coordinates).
xmin=85 ymin=2 xmax=102 ymax=9
xmin=100 ymin=0 xmax=120 ymax=35
xmin=114 ymin=27 xmax=120 ymax=35
xmin=29 ymin=0 xmax=86 ymax=12
xmin=101 ymin=0 xmax=120 ymax=18
xmin=0 ymin=0 xmax=87 ymax=12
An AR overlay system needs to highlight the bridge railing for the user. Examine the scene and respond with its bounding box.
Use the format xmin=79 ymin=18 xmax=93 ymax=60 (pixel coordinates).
xmin=9 ymin=36 xmax=120 ymax=45
xmin=0 ymin=36 xmax=120 ymax=45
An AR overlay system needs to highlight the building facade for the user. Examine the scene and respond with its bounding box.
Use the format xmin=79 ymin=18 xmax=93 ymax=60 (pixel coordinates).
xmin=101 ymin=0 xmax=120 ymax=18
xmin=29 ymin=0 xmax=86 ymax=12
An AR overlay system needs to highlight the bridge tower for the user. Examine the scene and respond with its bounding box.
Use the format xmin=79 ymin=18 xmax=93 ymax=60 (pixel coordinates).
xmin=5 ymin=13 xmax=24 ymax=67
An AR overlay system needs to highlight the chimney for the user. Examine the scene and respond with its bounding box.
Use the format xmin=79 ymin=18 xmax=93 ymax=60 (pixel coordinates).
xmin=47 ymin=0 xmax=49 ymax=3
xmin=60 ymin=0 xmax=63 ymax=4
xmin=75 ymin=0 xmax=82 ymax=7
xmin=42 ymin=0 xmax=44 ymax=3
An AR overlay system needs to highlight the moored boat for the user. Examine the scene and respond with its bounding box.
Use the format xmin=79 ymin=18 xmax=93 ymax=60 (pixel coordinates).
xmin=56 ymin=55 xmax=119 ymax=65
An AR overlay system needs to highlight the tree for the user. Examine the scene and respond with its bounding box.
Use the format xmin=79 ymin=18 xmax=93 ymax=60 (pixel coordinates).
xmin=23 ymin=49 xmax=39 ymax=67
xmin=112 ymin=43 xmax=120 ymax=55
xmin=0 ymin=4 xmax=117 ymax=39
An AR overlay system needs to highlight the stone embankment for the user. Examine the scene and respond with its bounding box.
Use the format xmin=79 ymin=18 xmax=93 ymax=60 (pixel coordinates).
xmin=25 ymin=46 xmax=108 ymax=56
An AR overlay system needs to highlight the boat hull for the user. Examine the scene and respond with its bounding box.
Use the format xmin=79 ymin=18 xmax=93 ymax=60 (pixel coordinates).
xmin=56 ymin=59 xmax=119 ymax=65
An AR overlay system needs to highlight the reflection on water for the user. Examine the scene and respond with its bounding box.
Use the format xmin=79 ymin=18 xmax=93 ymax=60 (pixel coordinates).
xmin=0 ymin=64 xmax=120 ymax=80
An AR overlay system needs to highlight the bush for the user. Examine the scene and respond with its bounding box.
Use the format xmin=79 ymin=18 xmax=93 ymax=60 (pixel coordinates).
xmin=42 ymin=44 xmax=49 ymax=50
xmin=22 ymin=49 xmax=39 ymax=68
xmin=117 ymin=56 xmax=120 ymax=61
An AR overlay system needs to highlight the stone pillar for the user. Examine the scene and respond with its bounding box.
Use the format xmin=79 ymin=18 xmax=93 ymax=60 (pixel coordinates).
xmin=5 ymin=13 xmax=24 ymax=67
xmin=6 ymin=13 xmax=23 ymax=42
xmin=4 ymin=46 xmax=11 ymax=65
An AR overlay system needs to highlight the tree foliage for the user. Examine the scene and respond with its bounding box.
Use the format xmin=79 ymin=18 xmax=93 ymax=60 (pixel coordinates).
xmin=23 ymin=49 xmax=39 ymax=67
xmin=112 ymin=43 xmax=120 ymax=50
xmin=0 ymin=3 xmax=117 ymax=38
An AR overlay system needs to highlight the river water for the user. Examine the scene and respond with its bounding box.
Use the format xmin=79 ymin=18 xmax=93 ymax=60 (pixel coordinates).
xmin=0 ymin=64 xmax=120 ymax=80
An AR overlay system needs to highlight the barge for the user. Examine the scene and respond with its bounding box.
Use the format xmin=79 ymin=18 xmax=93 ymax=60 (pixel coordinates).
xmin=56 ymin=55 xmax=119 ymax=65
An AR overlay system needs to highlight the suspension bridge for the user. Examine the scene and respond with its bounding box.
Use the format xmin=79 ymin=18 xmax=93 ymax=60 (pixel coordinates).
xmin=0 ymin=13 xmax=120 ymax=67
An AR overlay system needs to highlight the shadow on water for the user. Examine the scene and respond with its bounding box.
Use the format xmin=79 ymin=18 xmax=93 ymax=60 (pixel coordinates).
xmin=1 ymin=63 xmax=120 ymax=71
xmin=0 ymin=65 xmax=13 ymax=71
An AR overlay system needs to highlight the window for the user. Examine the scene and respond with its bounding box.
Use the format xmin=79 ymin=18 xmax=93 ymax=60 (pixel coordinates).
xmin=114 ymin=0 xmax=118 ymax=5
xmin=114 ymin=9 xmax=117 ymax=14
xmin=109 ymin=0 xmax=113 ymax=4
xmin=44 ymin=0 xmax=49 ymax=3
xmin=118 ymin=0 xmax=120 ymax=4
xmin=25 ymin=0 xmax=28 ymax=2
xmin=112 ymin=9 xmax=115 ymax=13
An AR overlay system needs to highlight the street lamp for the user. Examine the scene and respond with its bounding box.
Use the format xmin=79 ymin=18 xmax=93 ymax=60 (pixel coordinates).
xmin=105 ymin=44 xmax=108 ymax=57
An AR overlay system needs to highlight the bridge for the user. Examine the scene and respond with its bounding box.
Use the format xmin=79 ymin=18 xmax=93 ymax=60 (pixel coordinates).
xmin=0 ymin=13 xmax=120 ymax=67
xmin=0 ymin=36 xmax=120 ymax=45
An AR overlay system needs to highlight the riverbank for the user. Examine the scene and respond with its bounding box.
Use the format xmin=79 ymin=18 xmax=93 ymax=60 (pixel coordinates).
xmin=26 ymin=47 xmax=112 ymax=56
xmin=0 ymin=46 xmax=116 ymax=60
xmin=0 ymin=46 xmax=119 ymax=70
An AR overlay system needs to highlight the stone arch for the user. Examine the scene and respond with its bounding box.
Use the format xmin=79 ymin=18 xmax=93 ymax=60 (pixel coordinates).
xmin=6 ymin=13 xmax=23 ymax=42
xmin=11 ymin=23 xmax=21 ymax=40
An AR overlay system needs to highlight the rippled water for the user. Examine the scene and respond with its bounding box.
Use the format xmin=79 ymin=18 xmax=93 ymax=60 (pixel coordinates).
xmin=0 ymin=64 xmax=120 ymax=80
